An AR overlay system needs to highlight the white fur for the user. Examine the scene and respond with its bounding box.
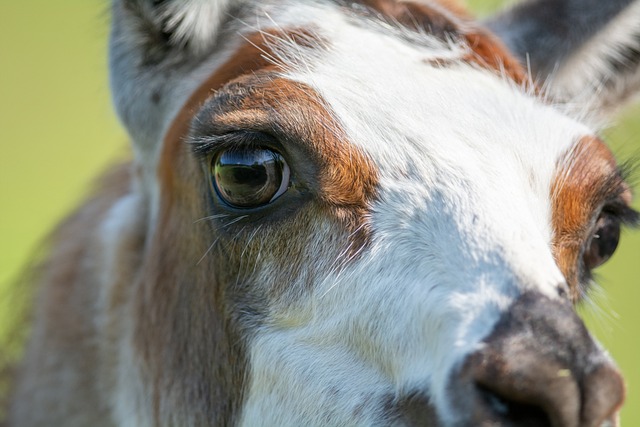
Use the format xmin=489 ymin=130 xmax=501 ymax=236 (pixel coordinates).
xmin=238 ymin=4 xmax=592 ymax=425
xmin=99 ymin=1 xmax=636 ymax=426
xmin=159 ymin=0 xmax=236 ymax=54
xmin=10 ymin=0 xmax=637 ymax=426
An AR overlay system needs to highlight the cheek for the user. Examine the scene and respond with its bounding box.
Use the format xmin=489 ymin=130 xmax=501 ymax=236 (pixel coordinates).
xmin=240 ymin=326 xmax=396 ymax=426
xmin=209 ymin=205 xmax=361 ymax=312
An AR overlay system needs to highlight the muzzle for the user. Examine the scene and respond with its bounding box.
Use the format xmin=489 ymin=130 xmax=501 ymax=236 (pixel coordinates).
xmin=449 ymin=292 xmax=624 ymax=427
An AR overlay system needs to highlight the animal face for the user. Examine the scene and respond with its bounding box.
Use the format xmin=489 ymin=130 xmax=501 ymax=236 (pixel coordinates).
xmin=7 ymin=1 xmax=640 ymax=426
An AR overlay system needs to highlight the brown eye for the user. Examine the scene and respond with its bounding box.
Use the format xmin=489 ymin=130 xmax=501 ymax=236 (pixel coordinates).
xmin=583 ymin=213 xmax=621 ymax=270
xmin=211 ymin=148 xmax=290 ymax=208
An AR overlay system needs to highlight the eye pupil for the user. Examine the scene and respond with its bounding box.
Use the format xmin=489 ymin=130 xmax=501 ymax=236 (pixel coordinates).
xmin=583 ymin=214 xmax=621 ymax=270
xmin=212 ymin=148 xmax=289 ymax=208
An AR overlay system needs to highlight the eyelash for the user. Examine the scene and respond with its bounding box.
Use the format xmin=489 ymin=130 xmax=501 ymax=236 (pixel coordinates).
xmin=602 ymin=202 xmax=640 ymax=228
xmin=190 ymin=131 xmax=278 ymax=159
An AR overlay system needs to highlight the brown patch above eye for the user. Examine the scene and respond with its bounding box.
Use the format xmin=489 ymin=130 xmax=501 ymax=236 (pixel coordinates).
xmin=550 ymin=136 xmax=627 ymax=301
xmin=158 ymin=25 xmax=379 ymax=249
xmin=461 ymin=31 xmax=529 ymax=88
xmin=160 ymin=28 xmax=322 ymax=189
xmin=194 ymin=72 xmax=380 ymax=243
xmin=346 ymin=0 xmax=530 ymax=87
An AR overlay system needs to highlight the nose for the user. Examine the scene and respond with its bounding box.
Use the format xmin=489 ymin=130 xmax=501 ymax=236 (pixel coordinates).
xmin=452 ymin=292 xmax=625 ymax=427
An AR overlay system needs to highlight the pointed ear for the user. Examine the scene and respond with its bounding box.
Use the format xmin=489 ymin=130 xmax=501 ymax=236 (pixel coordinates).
xmin=109 ymin=0 xmax=235 ymax=171
xmin=487 ymin=0 xmax=640 ymax=119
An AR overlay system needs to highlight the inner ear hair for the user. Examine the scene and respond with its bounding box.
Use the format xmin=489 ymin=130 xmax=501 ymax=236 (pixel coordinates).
xmin=119 ymin=0 xmax=239 ymax=56
xmin=487 ymin=0 xmax=640 ymax=119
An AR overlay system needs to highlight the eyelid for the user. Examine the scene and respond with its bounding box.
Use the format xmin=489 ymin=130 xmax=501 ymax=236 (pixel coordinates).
xmin=190 ymin=131 xmax=277 ymax=158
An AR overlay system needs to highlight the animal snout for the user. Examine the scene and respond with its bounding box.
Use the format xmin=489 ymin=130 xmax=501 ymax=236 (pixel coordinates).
xmin=452 ymin=292 xmax=624 ymax=427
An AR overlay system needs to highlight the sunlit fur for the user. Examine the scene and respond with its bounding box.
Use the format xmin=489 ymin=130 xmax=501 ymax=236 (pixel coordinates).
xmin=238 ymin=5 xmax=584 ymax=424
xmin=6 ymin=0 xmax=640 ymax=426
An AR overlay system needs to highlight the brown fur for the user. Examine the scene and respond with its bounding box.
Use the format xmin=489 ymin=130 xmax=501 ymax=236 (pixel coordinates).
xmin=189 ymin=73 xmax=379 ymax=227
xmin=348 ymin=0 xmax=529 ymax=86
xmin=7 ymin=164 xmax=135 ymax=426
xmin=462 ymin=31 xmax=529 ymax=86
xmin=162 ymin=28 xmax=320 ymax=172
xmin=162 ymin=29 xmax=379 ymax=251
xmin=130 ymin=30 xmax=286 ymax=425
xmin=550 ymin=136 xmax=627 ymax=301
xmin=138 ymin=27 xmax=380 ymax=424
xmin=10 ymin=1 xmax=627 ymax=425
xmin=6 ymin=23 xmax=380 ymax=426
xmin=134 ymin=165 xmax=250 ymax=425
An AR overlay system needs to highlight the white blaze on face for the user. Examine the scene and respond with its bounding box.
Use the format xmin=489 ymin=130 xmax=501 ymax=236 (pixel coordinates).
xmin=239 ymin=5 xmax=593 ymax=426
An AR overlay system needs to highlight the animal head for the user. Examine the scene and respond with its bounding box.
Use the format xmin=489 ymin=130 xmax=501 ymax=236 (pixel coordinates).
xmin=104 ymin=0 xmax=640 ymax=425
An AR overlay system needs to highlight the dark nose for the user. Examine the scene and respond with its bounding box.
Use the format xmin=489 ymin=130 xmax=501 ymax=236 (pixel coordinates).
xmin=452 ymin=292 xmax=625 ymax=427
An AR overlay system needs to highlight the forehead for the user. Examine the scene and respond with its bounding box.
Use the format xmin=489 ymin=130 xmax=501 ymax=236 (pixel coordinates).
xmin=157 ymin=0 xmax=628 ymax=221
xmin=278 ymin=5 xmax=590 ymax=183
xmin=159 ymin=1 xmax=629 ymax=307
xmin=172 ymin=1 xmax=606 ymax=217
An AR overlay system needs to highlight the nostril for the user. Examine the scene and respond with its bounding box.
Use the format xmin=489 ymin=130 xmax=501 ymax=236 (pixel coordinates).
xmin=450 ymin=292 xmax=625 ymax=427
xmin=475 ymin=382 xmax=552 ymax=427
xmin=468 ymin=353 xmax=581 ymax=427
xmin=556 ymin=282 xmax=570 ymax=299
xmin=581 ymin=364 xmax=625 ymax=427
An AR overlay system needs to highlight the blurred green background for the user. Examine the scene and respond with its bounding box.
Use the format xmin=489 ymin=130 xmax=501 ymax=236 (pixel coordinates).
xmin=0 ymin=0 xmax=638 ymax=423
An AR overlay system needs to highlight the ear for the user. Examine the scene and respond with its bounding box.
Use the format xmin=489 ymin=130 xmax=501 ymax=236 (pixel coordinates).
xmin=487 ymin=0 xmax=640 ymax=119
xmin=109 ymin=0 xmax=236 ymax=173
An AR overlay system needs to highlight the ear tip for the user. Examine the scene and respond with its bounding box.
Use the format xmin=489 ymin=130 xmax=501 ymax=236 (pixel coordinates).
xmin=486 ymin=0 xmax=640 ymax=118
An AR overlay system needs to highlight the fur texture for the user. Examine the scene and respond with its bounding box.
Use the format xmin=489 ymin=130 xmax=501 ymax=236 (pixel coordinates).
xmin=5 ymin=1 xmax=640 ymax=426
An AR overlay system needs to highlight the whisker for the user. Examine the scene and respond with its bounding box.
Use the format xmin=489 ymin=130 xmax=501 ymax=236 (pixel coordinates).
xmin=194 ymin=213 xmax=231 ymax=224
xmin=241 ymin=225 xmax=263 ymax=259
xmin=320 ymin=225 xmax=370 ymax=298
xmin=196 ymin=237 xmax=220 ymax=266
xmin=219 ymin=215 xmax=250 ymax=229
xmin=196 ymin=214 xmax=250 ymax=264
xmin=240 ymin=32 xmax=282 ymax=68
